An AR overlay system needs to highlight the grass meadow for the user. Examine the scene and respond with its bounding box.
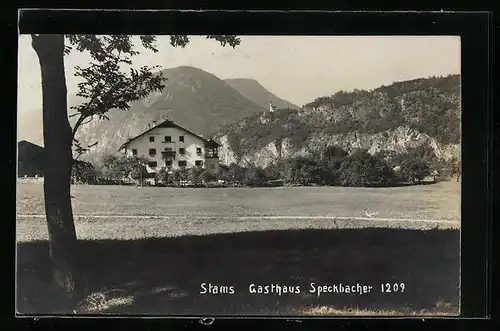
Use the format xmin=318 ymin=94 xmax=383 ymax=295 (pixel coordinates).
xmin=16 ymin=180 xmax=461 ymax=316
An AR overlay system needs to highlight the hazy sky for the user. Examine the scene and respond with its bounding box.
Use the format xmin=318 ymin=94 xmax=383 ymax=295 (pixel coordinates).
xmin=18 ymin=35 xmax=460 ymax=112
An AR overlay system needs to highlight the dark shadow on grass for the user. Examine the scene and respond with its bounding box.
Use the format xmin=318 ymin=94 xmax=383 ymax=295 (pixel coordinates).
xmin=16 ymin=228 xmax=460 ymax=316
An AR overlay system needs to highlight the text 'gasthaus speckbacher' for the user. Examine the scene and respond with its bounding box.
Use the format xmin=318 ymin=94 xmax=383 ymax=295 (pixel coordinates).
xmin=200 ymin=282 xmax=405 ymax=298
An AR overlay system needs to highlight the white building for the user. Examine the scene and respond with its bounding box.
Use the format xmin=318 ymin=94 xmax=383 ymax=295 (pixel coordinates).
xmin=118 ymin=119 xmax=221 ymax=175
xmin=269 ymin=101 xmax=276 ymax=113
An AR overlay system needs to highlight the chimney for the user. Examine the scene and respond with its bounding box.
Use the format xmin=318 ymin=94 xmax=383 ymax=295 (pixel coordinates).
xmin=152 ymin=120 xmax=157 ymax=126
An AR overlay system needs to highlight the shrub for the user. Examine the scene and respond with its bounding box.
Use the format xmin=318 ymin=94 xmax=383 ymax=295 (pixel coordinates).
xmin=337 ymin=149 xmax=396 ymax=187
xmin=72 ymin=160 xmax=97 ymax=184
xmin=243 ymin=166 xmax=268 ymax=187
xmin=201 ymin=170 xmax=216 ymax=183
xmin=226 ymin=163 xmax=247 ymax=183
xmin=101 ymin=154 xmax=151 ymax=185
xmin=284 ymin=155 xmax=322 ymax=186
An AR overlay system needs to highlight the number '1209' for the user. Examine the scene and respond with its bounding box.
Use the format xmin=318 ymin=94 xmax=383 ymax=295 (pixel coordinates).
xmin=381 ymin=283 xmax=405 ymax=293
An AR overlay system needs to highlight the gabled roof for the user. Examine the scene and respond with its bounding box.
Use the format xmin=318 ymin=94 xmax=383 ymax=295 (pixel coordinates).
xmin=119 ymin=119 xmax=214 ymax=151
xmin=204 ymin=138 xmax=220 ymax=148
xmin=18 ymin=140 xmax=44 ymax=151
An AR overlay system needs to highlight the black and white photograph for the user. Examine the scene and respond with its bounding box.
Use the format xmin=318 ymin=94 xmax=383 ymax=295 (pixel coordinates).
xmin=16 ymin=34 xmax=461 ymax=316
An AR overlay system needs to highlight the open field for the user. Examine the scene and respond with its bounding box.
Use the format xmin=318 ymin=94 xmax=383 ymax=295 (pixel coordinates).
xmin=16 ymin=181 xmax=460 ymax=242
xmin=16 ymin=181 xmax=460 ymax=316
xmin=17 ymin=180 xmax=460 ymax=218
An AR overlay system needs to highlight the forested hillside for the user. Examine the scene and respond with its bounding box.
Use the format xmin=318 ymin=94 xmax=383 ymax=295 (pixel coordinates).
xmin=215 ymin=74 xmax=461 ymax=165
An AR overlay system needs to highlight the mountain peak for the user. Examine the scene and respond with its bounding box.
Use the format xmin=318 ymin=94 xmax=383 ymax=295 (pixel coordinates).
xmin=162 ymin=66 xmax=216 ymax=77
xmin=224 ymin=78 xmax=299 ymax=110
xmin=226 ymin=78 xmax=259 ymax=83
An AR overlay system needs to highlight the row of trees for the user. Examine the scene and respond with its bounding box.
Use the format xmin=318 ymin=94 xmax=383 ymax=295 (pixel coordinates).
xmin=261 ymin=145 xmax=448 ymax=187
xmin=73 ymin=154 xmax=221 ymax=187
xmin=76 ymin=144 xmax=460 ymax=189
xmin=230 ymin=144 xmax=458 ymax=188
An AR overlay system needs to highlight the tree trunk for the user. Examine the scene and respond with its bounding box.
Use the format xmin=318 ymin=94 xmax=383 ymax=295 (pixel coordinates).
xmin=31 ymin=34 xmax=83 ymax=305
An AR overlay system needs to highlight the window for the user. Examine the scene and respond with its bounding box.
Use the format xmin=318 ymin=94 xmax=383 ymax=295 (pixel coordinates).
xmin=148 ymin=161 xmax=157 ymax=168
xmin=196 ymin=147 xmax=202 ymax=155
xmin=178 ymin=160 xmax=187 ymax=167
xmin=132 ymin=149 xmax=137 ymax=155
xmin=149 ymin=148 xmax=156 ymax=156
xmin=179 ymin=148 xmax=185 ymax=155
xmin=149 ymin=136 xmax=155 ymax=142
xmin=165 ymin=160 xmax=173 ymax=167
xmin=179 ymin=135 xmax=184 ymax=142
xmin=165 ymin=136 xmax=171 ymax=142
xmin=195 ymin=160 xmax=203 ymax=167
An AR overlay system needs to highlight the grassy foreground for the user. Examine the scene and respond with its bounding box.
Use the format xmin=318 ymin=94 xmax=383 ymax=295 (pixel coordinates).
xmin=17 ymin=228 xmax=460 ymax=316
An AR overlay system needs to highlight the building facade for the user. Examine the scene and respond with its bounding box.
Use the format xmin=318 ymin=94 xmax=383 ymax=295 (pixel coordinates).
xmin=118 ymin=120 xmax=221 ymax=175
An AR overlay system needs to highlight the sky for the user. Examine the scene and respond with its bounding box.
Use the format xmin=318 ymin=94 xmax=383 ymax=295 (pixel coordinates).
xmin=18 ymin=35 xmax=460 ymax=113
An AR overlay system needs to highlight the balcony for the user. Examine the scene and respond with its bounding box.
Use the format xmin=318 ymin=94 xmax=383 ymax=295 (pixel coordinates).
xmin=161 ymin=151 xmax=176 ymax=160
xmin=205 ymin=148 xmax=219 ymax=158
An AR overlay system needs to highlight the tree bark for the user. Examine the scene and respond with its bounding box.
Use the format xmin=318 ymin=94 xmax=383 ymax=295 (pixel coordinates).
xmin=31 ymin=34 xmax=82 ymax=304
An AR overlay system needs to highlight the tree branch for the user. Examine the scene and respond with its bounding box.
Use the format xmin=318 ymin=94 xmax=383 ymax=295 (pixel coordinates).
xmin=70 ymin=86 xmax=102 ymax=142
xmin=71 ymin=114 xmax=87 ymax=142
xmin=81 ymin=116 xmax=94 ymax=126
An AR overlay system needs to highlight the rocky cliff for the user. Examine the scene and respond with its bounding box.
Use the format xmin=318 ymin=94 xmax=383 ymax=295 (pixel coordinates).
xmin=217 ymin=126 xmax=459 ymax=168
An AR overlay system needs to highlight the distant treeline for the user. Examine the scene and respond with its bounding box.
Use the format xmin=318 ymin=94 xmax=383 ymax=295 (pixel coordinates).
xmin=220 ymin=145 xmax=459 ymax=188
xmin=72 ymin=144 xmax=460 ymax=188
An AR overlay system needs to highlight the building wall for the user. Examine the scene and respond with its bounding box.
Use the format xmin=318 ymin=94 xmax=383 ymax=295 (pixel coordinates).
xmin=204 ymin=157 xmax=220 ymax=175
xmin=122 ymin=126 xmax=213 ymax=171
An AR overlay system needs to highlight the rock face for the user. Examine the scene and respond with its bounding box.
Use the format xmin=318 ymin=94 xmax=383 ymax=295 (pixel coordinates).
xmin=217 ymin=126 xmax=460 ymax=168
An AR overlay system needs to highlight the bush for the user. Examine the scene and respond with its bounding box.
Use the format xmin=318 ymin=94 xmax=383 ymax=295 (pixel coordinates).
xmin=201 ymin=170 xmax=216 ymax=183
xmin=383 ymin=145 xmax=438 ymax=184
xmin=101 ymin=154 xmax=151 ymax=186
xmin=226 ymin=163 xmax=247 ymax=183
xmin=398 ymin=158 xmax=431 ymax=183
xmin=187 ymin=167 xmax=205 ymax=187
xmin=243 ymin=166 xmax=268 ymax=187
xmin=317 ymin=146 xmax=349 ymax=185
xmin=72 ymin=160 xmax=97 ymax=184
xmin=337 ymin=149 xmax=397 ymax=187
xmin=155 ymin=168 xmax=174 ymax=186
xmin=263 ymin=160 xmax=286 ymax=181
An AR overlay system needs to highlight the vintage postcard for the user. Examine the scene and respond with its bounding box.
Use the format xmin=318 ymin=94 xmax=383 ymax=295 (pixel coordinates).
xmin=16 ymin=34 xmax=461 ymax=316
